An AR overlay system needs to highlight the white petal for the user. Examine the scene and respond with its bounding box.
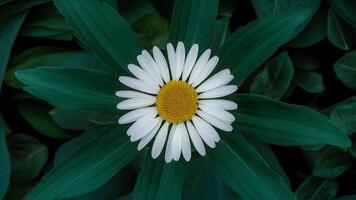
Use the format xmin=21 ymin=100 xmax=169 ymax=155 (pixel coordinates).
xmin=199 ymin=99 xmax=238 ymax=110
xmin=167 ymin=43 xmax=176 ymax=81
xmin=152 ymin=122 xmax=169 ymax=159
xmin=188 ymin=49 xmax=211 ymax=84
xmin=174 ymin=42 xmax=185 ymax=80
xmin=197 ymin=110 xmax=233 ymax=132
xmin=127 ymin=64 xmax=159 ymax=90
xmin=141 ymin=50 xmax=164 ymax=86
xmin=165 ymin=124 xmax=176 ymax=163
xmin=116 ymin=90 xmax=155 ymax=99
xmin=118 ymin=107 xmax=156 ymax=124
xmin=172 ymin=124 xmax=182 ymax=161
xmin=196 ymin=69 xmax=233 ymax=93
xmin=182 ymin=44 xmax=198 ymax=81
xmin=198 ymin=85 xmax=238 ymax=99
xmin=199 ymin=104 xmax=235 ymax=123
xmin=137 ymin=54 xmax=163 ymax=86
xmin=186 ymin=121 xmax=206 ymax=156
xmin=117 ymin=98 xmax=155 ymax=110
xmin=130 ymin=117 xmax=161 ymax=142
xmin=192 ymin=116 xmax=216 ymax=148
xmin=126 ymin=111 xmax=157 ymax=136
xmin=180 ymin=123 xmax=191 ymax=161
xmin=119 ymin=76 xmax=157 ymax=94
xmin=153 ymin=46 xmax=170 ymax=83
xmin=191 ymin=56 xmax=219 ymax=87
xmin=137 ymin=119 xmax=162 ymax=150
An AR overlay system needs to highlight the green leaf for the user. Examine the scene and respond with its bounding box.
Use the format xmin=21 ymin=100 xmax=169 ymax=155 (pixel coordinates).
xmin=0 ymin=119 xmax=10 ymax=199
xmin=7 ymin=134 xmax=48 ymax=184
xmin=328 ymin=0 xmax=356 ymax=28
xmin=209 ymin=17 xmax=230 ymax=54
xmin=209 ymin=134 xmax=295 ymax=199
xmin=295 ymin=176 xmax=338 ymax=200
xmin=217 ymin=9 xmax=311 ymax=84
xmin=329 ymin=100 xmax=356 ymax=135
xmin=312 ymin=146 xmax=352 ymax=178
xmin=25 ymin=126 xmax=137 ymax=200
xmin=49 ymin=108 xmax=98 ymax=130
xmin=288 ymin=3 xmax=327 ymax=48
xmin=250 ymin=52 xmax=294 ymax=100
xmin=327 ymin=9 xmax=355 ymax=51
xmin=251 ymin=0 xmax=320 ymax=18
xmin=5 ymin=46 xmax=104 ymax=89
xmin=133 ymin=155 xmax=187 ymax=200
xmin=0 ymin=0 xmax=50 ymax=18
xmin=168 ymin=0 xmax=218 ymax=50
xmin=54 ymin=0 xmax=141 ymax=73
xmin=18 ymin=100 xmax=76 ymax=139
xmin=351 ymin=138 xmax=356 ymax=158
xmin=0 ymin=11 xmax=27 ymax=90
xmin=20 ymin=3 xmax=73 ymax=41
xmin=15 ymin=67 xmax=119 ymax=113
xmin=235 ymin=94 xmax=351 ymax=147
xmin=295 ymin=71 xmax=325 ymax=93
xmin=335 ymin=195 xmax=356 ymax=200
xmin=290 ymin=52 xmax=319 ymax=70
xmin=334 ymin=50 xmax=356 ymax=91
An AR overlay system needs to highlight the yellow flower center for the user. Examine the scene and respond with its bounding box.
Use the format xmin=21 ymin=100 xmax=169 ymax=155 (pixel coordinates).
xmin=156 ymin=81 xmax=198 ymax=123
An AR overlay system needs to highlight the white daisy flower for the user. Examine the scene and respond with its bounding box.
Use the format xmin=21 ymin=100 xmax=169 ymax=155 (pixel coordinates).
xmin=116 ymin=42 xmax=238 ymax=163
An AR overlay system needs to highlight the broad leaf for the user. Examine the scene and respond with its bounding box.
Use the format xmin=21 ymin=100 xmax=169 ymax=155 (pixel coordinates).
xmin=327 ymin=9 xmax=355 ymax=51
xmin=295 ymin=71 xmax=325 ymax=93
xmin=54 ymin=0 xmax=141 ymax=73
xmin=295 ymin=176 xmax=338 ymax=200
xmin=334 ymin=50 xmax=356 ymax=91
xmin=0 ymin=11 xmax=27 ymax=90
xmin=329 ymin=100 xmax=356 ymax=135
xmin=209 ymin=134 xmax=295 ymax=200
xmin=0 ymin=0 xmax=50 ymax=18
xmin=335 ymin=195 xmax=356 ymax=200
xmin=209 ymin=17 xmax=230 ymax=54
xmin=133 ymin=155 xmax=187 ymax=200
xmin=25 ymin=126 xmax=137 ymax=200
xmin=50 ymin=108 xmax=99 ymax=130
xmin=291 ymin=52 xmax=319 ymax=70
xmin=235 ymin=94 xmax=351 ymax=147
xmin=18 ymin=100 xmax=76 ymax=139
xmin=312 ymin=147 xmax=352 ymax=178
xmin=328 ymin=0 xmax=356 ymax=28
xmin=0 ymin=119 xmax=10 ymax=199
xmin=169 ymin=0 xmax=218 ymax=50
xmin=250 ymin=52 xmax=294 ymax=100
xmin=7 ymin=134 xmax=48 ymax=184
xmin=16 ymin=67 xmax=119 ymax=113
xmin=217 ymin=9 xmax=311 ymax=84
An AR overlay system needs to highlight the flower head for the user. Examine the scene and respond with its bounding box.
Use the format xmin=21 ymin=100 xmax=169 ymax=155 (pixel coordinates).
xmin=116 ymin=42 xmax=238 ymax=162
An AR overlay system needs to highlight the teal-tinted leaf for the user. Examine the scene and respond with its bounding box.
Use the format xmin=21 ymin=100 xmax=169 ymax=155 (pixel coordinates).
xmin=50 ymin=108 xmax=98 ymax=130
xmin=20 ymin=3 xmax=73 ymax=41
xmin=209 ymin=17 xmax=230 ymax=54
xmin=313 ymin=146 xmax=352 ymax=178
xmin=132 ymin=12 xmax=169 ymax=50
xmin=16 ymin=67 xmax=118 ymax=113
xmin=0 ymin=119 xmax=10 ymax=199
xmin=301 ymin=148 xmax=324 ymax=169
xmin=169 ymin=0 xmax=218 ymax=50
xmin=250 ymin=52 xmax=294 ymax=100
xmin=5 ymin=46 xmax=104 ymax=89
xmin=329 ymin=101 xmax=356 ymax=135
xmin=0 ymin=0 xmax=50 ymax=17
xmin=335 ymin=195 xmax=356 ymax=200
xmin=295 ymin=176 xmax=338 ymax=200
xmin=133 ymin=155 xmax=187 ymax=200
xmin=334 ymin=50 xmax=356 ymax=91
xmin=351 ymin=138 xmax=356 ymax=158
xmin=291 ymin=52 xmax=319 ymax=70
xmin=328 ymin=0 xmax=356 ymax=28
xmin=25 ymin=126 xmax=137 ymax=200
xmin=103 ymin=0 xmax=118 ymax=10
xmin=18 ymin=100 xmax=75 ymax=139
xmin=7 ymin=134 xmax=48 ymax=184
xmin=327 ymin=9 xmax=355 ymax=51
xmin=121 ymin=0 xmax=156 ymax=25
xmin=288 ymin=3 xmax=327 ymax=48
xmin=235 ymin=94 xmax=351 ymax=147
xmin=209 ymin=134 xmax=295 ymax=200
xmin=0 ymin=11 xmax=27 ymax=90
xmin=251 ymin=0 xmax=319 ymax=18
xmin=295 ymin=71 xmax=325 ymax=93
xmin=217 ymin=9 xmax=311 ymax=84
xmin=54 ymin=0 xmax=141 ymax=73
